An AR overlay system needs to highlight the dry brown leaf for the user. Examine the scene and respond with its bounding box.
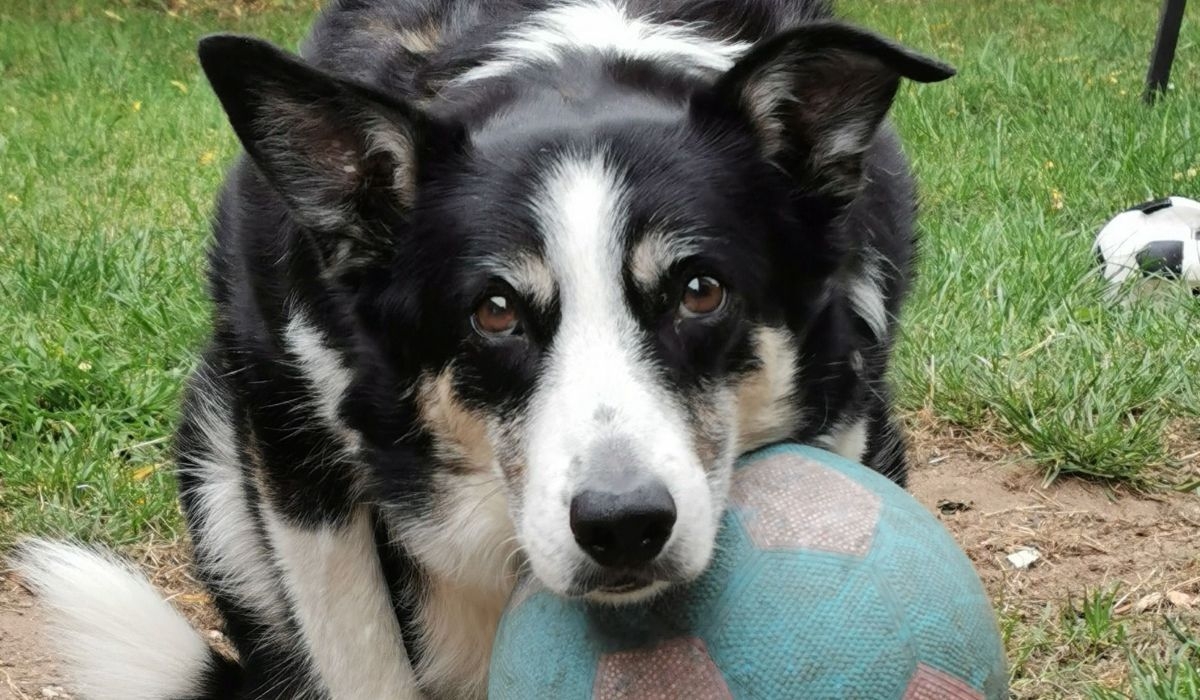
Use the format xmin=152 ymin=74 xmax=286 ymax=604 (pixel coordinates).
xmin=1133 ymin=592 xmax=1163 ymax=613
xmin=1166 ymin=590 xmax=1196 ymax=608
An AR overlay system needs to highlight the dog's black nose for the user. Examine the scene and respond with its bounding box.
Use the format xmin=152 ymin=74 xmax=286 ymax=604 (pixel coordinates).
xmin=570 ymin=480 xmax=676 ymax=569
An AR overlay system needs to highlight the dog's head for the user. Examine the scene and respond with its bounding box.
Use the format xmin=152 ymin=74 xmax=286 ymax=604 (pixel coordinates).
xmin=198 ymin=24 xmax=951 ymax=602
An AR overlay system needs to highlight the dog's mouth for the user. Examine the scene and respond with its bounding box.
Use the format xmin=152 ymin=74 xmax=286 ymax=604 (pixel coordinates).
xmin=596 ymin=574 xmax=653 ymax=594
xmin=568 ymin=562 xmax=685 ymax=603
xmin=569 ymin=572 xmax=652 ymax=596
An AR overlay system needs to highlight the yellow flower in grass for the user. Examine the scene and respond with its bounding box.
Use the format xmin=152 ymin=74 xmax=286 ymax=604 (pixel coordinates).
xmin=132 ymin=100 xmax=142 ymax=112
xmin=77 ymin=361 xmax=92 ymax=371
xmin=199 ymin=150 xmax=216 ymax=166
xmin=132 ymin=464 xmax=158 ymax=482
xmin=1050 ymin=188 xmax=1065 ymax=211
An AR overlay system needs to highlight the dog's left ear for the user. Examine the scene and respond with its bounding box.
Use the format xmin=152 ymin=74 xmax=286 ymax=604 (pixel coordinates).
xmin=703 ymin=22 xmax=954 ymax=196
xmin=198 ymin=34 xmax=452 ymax=268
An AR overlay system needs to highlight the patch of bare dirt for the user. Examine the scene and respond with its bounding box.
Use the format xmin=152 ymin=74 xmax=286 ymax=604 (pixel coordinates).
xmin=906 ymin=419 xmax=1200 ymax=697
xmin=907 ymin=425 xmax=1200 ymax=608
xmin=0 ymin=576 xmax=71 ymax=700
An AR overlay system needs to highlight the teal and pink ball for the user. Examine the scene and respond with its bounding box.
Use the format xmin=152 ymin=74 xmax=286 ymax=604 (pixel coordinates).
xmin=489 ymin=443 xmax=1007 ymax=699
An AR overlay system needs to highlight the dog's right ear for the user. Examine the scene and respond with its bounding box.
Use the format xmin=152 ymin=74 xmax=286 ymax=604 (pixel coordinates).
xmin=198 ymin=35 xmax=437 ymax=262
xmin=703 ymin=23 xmax=954 ymax=198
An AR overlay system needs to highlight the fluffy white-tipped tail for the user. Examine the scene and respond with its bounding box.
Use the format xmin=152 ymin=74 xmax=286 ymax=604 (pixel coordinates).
xmin=12 ymin=540 xmax=224 ymax=700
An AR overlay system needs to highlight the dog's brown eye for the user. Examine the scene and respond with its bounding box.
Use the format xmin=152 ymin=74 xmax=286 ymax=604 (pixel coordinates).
xmin=680 ymin=276 xmax=725 ymax=316
xmin=473 ymin=295 xmax=519 ymax=336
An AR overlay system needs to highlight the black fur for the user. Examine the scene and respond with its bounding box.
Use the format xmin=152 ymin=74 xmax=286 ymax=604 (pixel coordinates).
xmin=178 ymin=1 xmax=952 ymax=696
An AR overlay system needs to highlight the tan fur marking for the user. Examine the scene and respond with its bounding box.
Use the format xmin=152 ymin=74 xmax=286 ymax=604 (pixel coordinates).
xmin=742 ymin=67 xmax=795 ymax=156
xmin=407 ymin=370 xmax=521 ymax=696
xmin=363 ymin=17 xmax=442 ymax=55
xmin=481 ymin=252 xmax=557 ymax=309
xmin=734 ymin=326 xmax=802 ymax=452
xmin=628 ymin=227 xmax=701 ymax=292
xmin=362 ymin=116 xmax=418 ymax=209
xmin=417 ymin=369 xmax=494 ymax=472
xmin=397 ymin=23 xmax=442 ymax=54
xmin=688 ymin=387 xmax=735 ymax=470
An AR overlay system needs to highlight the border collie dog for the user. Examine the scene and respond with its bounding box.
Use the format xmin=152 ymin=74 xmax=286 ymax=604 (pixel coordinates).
xmin=17 ymin=1 xmax=951 ymax=697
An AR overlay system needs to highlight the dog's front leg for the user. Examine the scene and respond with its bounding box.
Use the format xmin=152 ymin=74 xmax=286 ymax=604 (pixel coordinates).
xmin=260 ymin=501 xmax=421 ymax=699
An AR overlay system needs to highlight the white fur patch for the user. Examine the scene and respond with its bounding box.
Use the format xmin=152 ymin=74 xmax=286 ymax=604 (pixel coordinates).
xmin=261 ymin=506 xmax=419 ymax=700
xmin=847 ymin=261 xmax=890 ymax=340
xmin=407 ymin=479 xmax=516 ymax=697
xmin=179 ymin=372 xmax=288 ymax=627
xmin=283 ymin=310 xmax=363 ymax=455
xmin=454 ymin=0 xmax=750 ymax=85
xmin=521 ymin=154 xmax=719 ymax=596
xmin=401 ymin=471 xmax=518 ymax=595
xmin=822 ymin=120 xmax=875 ymax=161
xmin=403 ymin=374 xmax=520 ymax=696
xmin=413 ymin=576 xmax=511 ymax=698
xmin=363 ymin=115 xmax=419 ymax=210
xmin=12 ymin=541 xmax=213 ymax=700
xmin=824 ymin=417 xmax=870 ymax=462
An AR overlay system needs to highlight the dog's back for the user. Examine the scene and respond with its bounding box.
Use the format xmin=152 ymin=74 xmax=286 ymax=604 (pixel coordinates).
xmin=307 ymin=1 xmax=831 ymax=89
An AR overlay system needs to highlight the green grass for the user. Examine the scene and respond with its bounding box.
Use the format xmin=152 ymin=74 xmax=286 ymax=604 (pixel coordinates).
xmin=1003 ymin=588 xmax=1200 ymax=700
xmin=844 ymin=0 xmax=1200 ymax=484
xmin=0 ymin=1 xmax=309 ymax=545
xmin=1 ymin=0 xmax=1199 ymax=696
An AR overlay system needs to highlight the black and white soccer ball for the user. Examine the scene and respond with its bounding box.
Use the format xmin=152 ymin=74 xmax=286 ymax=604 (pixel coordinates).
xmin=1094 ymin=196 xmax=1200 ymax=294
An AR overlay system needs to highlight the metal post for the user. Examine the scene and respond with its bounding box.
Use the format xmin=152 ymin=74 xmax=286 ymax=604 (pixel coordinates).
xmin=1145 ymin=0 xmax=1188 ymax=103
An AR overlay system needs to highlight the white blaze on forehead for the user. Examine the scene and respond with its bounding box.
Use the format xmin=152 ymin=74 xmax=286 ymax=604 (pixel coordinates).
xmin=453 ymin=0 xmax=752 ymax=86
xmin=520 ymin=153 xmax=718 ymax=595
xmin=534 ymin=154 xmax=647 ymax=393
